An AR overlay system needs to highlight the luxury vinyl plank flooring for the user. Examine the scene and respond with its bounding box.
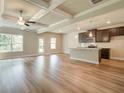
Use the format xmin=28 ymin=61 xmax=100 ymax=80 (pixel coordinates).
xmin=0 ymin=54 xmax=124 ymax=93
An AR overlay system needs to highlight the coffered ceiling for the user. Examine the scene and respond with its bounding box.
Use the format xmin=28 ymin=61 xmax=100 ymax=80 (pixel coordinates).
xmin=58 ymin=0 xmax=108 ymax=15
xmin=0 ymin=0 xmax=124 ymax=33
xmin=53 ymin=8 xmax=124 ymax=33
xmin=38 ymin=11 xmax=66 ymax=25
xmin=4 ymin=0 xmax=40 ymax=20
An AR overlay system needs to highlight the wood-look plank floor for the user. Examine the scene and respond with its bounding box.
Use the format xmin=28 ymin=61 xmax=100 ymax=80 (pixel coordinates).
xmin=0 ymin=54 xmax=124 ymax=93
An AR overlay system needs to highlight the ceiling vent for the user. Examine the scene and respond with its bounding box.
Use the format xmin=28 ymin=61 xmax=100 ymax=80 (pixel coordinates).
xmin=90 ymin=0 xmax=103 ymax=4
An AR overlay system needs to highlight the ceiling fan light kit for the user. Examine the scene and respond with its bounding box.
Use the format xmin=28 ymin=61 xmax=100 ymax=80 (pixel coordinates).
xmin=18 ymin=17 xmax=25 ymax=25
xmin=17 ymin=10 xmax=25 ymax=26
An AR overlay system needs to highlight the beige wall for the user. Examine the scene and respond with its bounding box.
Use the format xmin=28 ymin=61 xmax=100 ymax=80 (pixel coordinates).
xmin=0 ymin=27 xmax=38 ymax=59
xmin=38 ymin=32 xmax=63 ymax=54
xmin=63 ymin=31 xmax=124 ymax=60
xmin=96 ymin=36 xmax=124 ymax=60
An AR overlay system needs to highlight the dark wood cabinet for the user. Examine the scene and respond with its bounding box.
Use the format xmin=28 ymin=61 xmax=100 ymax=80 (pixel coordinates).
xmin=79 ymin=26 xmax=124 ymax=43
xmin=95 ymin=30 xmax=102 ymax=42
xmin=101 ymin=48 xmax=110 ymax=59
xmin=95 ymin=29 xmax=110 ymax=42
xmin=109 ymin=28 xmax=119 ymax=36
xmin=109 ymin=26 xmax=124 ymax=36
xmin=119 ymin=27 xmax=124 ymax=35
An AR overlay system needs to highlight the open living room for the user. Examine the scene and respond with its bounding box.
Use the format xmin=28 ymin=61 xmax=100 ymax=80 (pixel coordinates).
xmin=0 ymin=0 xmax=124 ymax=93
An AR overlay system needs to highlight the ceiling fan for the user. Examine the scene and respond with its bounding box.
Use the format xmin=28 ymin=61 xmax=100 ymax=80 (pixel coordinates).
xmin=17 ymin=10 xmax=36 ymax=26
xmin=2 ymin=10 xmax=49 ymax=27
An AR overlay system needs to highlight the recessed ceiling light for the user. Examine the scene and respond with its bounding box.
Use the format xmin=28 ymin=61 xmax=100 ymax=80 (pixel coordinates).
xmin=77 ymin=27 xmax=81 ymax=30
xmin=59 ymin=29 xmax=62 ymax=32
xmin=106 ymin=21 xmax=111 ymax=24
xmin=75 ymin=35 xmax=78 ymax=39
xmin=88 ymin=19 xmax=93 ymax=23
xmin=76 ymin=23 xmax=81 ymax=30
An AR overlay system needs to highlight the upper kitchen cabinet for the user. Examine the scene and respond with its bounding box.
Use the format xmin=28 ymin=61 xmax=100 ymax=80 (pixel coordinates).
xmin=95 ymin=29 xmax=110 ymax=42
xmin=79 ymin=26 xmax=124 ymax=43
xmin=119 ymin=27 xmax=124 ymax=35
xmin=109 ymin=28 xmax=120 ymax=36
xmin=109 ymin=26 xmax=124 ymax=36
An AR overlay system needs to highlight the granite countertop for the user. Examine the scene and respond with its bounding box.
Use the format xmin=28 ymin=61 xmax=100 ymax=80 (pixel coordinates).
xmin=70 ymin=47 xmax=102 ymax=50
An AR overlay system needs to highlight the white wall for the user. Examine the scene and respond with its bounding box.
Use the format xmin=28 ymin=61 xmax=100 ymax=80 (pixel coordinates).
xmin=63 ymin=32 xmax=80 ymax=53
xmin=63 ymin=31 xmax=124 ymax=60
xmin=0 ymin=27 xmax=38 ymax=59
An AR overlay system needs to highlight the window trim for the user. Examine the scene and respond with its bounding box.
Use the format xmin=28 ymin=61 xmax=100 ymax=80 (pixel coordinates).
xmin=50 ymin=37 xmax=56 ymax=49
xmin=39 ymin=38 xmax=44 ymax=53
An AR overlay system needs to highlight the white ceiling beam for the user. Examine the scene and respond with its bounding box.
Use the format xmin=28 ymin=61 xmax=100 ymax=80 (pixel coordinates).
xmin=49 ymin=0 xmax=72 ymax=18
xmin=28 ymin=0 xmax=72 ymax=21
xmin=49 ymin=19 xmax=69 ymax=27
xmin=25 ymin=0 xmax=49 ymax=9
xmin=49 ymin=0 xmax=66 ymax=10
xmin=0 ymin=0 xmax=4 ymax=27
xmin=25 ymin=0 xmax=49 ymax=21
xmin=52 ymin=8 xmax=72 ymax=18
xmin=30 ymin=9 xmax=48 ymax=21
xmin=50 ymin=0 xmax=122 ymax=30
xmin=37 ymin=19 xmax=70 ymax=33
xmin=30 ymin=8 xmax=72 ymax=21
xmin=0 ymin=0 xmax=4 ymax=16
xmin=37 ymin=0 xmax=124 ymax=33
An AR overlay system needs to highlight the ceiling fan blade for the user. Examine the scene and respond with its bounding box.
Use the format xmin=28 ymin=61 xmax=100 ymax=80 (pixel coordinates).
xmin=25 ymin=23 xmax=30 ymax=26
xmin=27 ymin=21 xmax=48 ymax=26
xmin=27 ymin=21 xmax=36 ymax=24
xmin=49 ymin=0 xmax=66 ymax=10
xmin=90 ymin=0 xmax=103 ymax=4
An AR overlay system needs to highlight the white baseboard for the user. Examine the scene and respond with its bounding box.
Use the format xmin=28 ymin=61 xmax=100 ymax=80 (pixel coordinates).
xmin=111 ymin=57 xmax=124 ymax=61
xmin=42 ymin=52 xmax=63 ymax=55
xmin=63 ymin=51 xmax=70 ymax=54
xmin=0 ymin=53 xmax=64 ymax=60
xmin=0 ymin=54 xmax=40 ymax=60
xmin=70 ymin=57 xmax=99 ymax=64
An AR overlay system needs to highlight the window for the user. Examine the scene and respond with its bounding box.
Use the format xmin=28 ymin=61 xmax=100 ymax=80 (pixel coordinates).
xmin=50 ymin=37 xmax=56 ymax=49
xmin=39 ymin=38 xmax=44 ymax=53
xmin=12 ymin=35 xmax=23 ymax=51
xmin=0 ymin=33 xmax=23 ymax=52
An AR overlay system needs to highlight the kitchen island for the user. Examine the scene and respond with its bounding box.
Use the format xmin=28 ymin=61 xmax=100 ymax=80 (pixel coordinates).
xmin=70 ymin=48 xmax=101 ymax=64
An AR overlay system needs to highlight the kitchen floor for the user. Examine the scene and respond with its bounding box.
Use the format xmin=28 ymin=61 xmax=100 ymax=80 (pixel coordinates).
xmin=0 ymin=54 xmax=124 ymax=93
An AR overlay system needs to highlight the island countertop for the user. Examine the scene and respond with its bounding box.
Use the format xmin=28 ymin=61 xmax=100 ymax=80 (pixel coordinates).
xmin=70 ymin=48 xmax=101 ymax=64
xmin=70 ymin=47 xmax=101 ymax=50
